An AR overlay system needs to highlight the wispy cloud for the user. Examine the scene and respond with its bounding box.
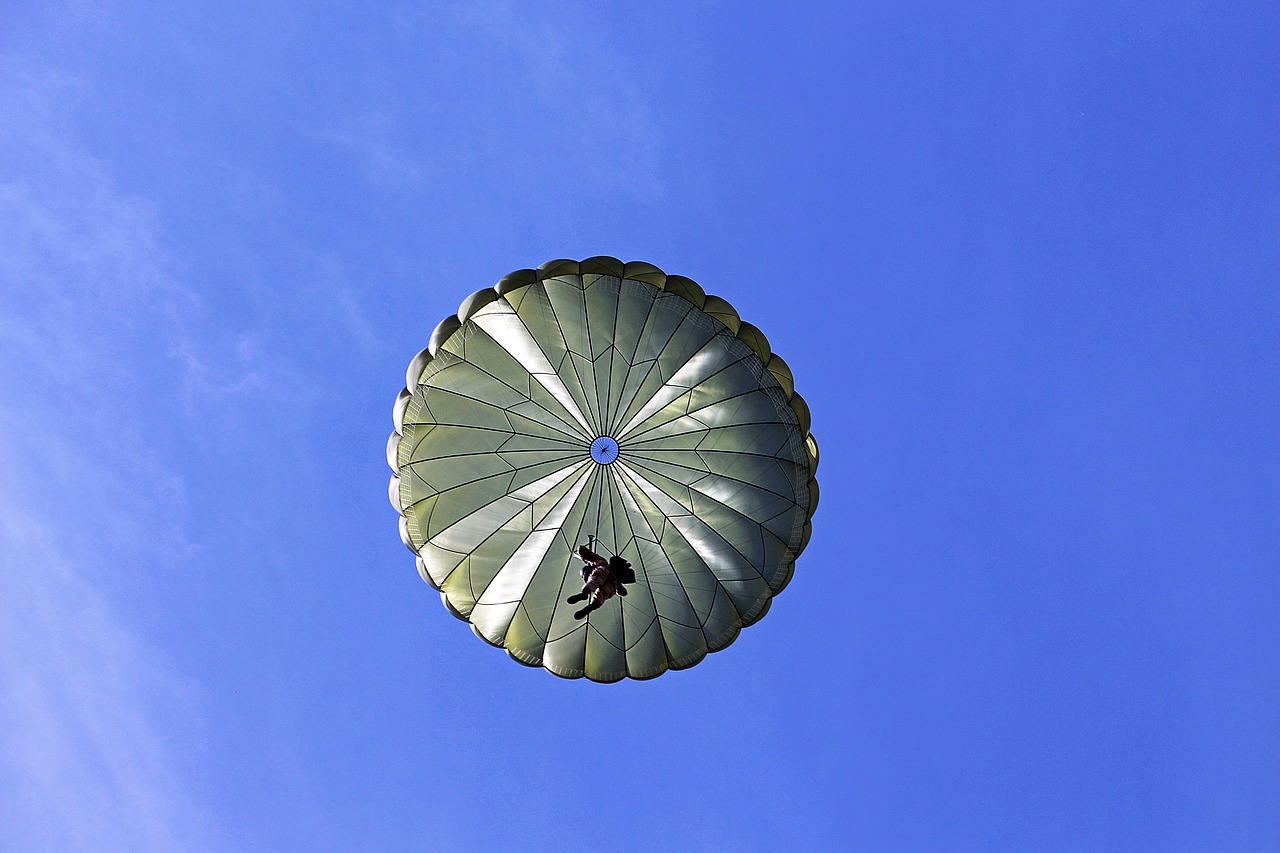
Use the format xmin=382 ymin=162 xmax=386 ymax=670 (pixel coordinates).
xmin=333 ymin=1 xmax=664 ymax=199
xmin=327 ymin=110 xmax=429 ymax=191
xmin=0 ymin=509 xmax=210 ymax=852
xmin=0 ymin=56 xmax=217 ymax=851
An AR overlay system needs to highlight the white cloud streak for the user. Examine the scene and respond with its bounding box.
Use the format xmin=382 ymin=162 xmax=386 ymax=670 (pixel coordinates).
xmin=0 ymin=56 xmax=217 ymax=851
xmin=0 ymin=510 xmax=209 ymax=852
xmin=336 ymin=1 xmax=664 ymax=199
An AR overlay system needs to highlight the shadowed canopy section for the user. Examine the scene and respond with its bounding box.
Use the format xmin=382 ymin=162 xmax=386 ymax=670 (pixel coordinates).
xmin=389 ymin=258 xmax=819 ymax=681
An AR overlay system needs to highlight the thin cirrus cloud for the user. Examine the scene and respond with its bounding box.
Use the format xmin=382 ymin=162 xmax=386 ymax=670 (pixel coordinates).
xmin=328 ymin=2 xmax=664 ymax=200
xmin=0 ymin=58 xmax=219 ymax=851
xmin=0 ymin=510 xmax=209 ymax=852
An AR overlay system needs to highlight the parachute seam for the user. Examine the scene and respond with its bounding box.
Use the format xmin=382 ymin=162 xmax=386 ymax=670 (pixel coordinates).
xmin=613 ymin=305 xmax=723 ymax=435
xmin=412 ymin=461 xmax=558 ymax=548
xmin=447 ymin=324 xmax=589 ymax=440
xmin=497 ymin=283 xmax=595 ymax=439
xmin=616 ymin=360 xmax=771 ymax=443
xmin=580 ymin=275 xmax=608 ymax=436
xmin=614 ymin=463 xmax=709 ymax=640
xmin=540 ymin=461 xmax=604 ymax=647
xmin=613 ymin=464 xmax=706 ymax=645
xmin=476 ymin=463 xmax=595 ymax=647
xmin=606 ymin=280 xmax=661 ymax=435
xmin=606 ymin=293 xmax=703 ymax=437
xmin=543 ymin=280 xmax=602 ymax=435
xmin=603 ymin=460 xmax=630 ymax=673
xmin=617 ymin=456 xmax=773 ymax=590
xmin=613 ymin=346 xmax=760 ymax=443
xmin=611 ymin=461 xmax=680 ymax=666
xmin=445 ymin=460 xmax=591 ymax=599
xmin=622 ymin=389 xmax=796 ymax=446
xmin=602 ymin=277 xmax=623 ymax=432
xmin=624 ymin=418 xmax=802 ymax=447
xmin=403 ymin=419 xmax=572 ymax=447
xmin=622 ymin=448 xmax=799 ymax=504
xmin=404 ymin=455 xmax=576 ymax=506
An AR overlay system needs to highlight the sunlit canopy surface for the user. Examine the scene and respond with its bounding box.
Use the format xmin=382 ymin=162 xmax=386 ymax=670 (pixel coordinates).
xmin=389 ymin=258 xmax=818 ymax=681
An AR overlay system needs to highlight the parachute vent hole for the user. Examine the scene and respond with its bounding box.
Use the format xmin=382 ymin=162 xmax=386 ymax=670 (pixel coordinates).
xmin=590 ymin=436 xmax=619 ymax=465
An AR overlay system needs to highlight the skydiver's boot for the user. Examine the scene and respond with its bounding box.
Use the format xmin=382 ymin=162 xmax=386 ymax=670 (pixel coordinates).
xmin=567 ymin=590 xmax=589 ymax=604
xmin=574 ymin=601 xmax=599 ymax=620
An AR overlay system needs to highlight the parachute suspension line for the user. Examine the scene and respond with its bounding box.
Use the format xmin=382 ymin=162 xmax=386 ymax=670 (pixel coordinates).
xmin=588 ymin=462 xmax=623 ymax=560
xmin=581 ymin=448 xmax=611 ymax=557
xmin=606 ymin=463 xmax=620 ymax=556
xmin=584 ymin=533 xmax=622 ymax=560
xmin=592 ymin=461 xmax=605 ymax=556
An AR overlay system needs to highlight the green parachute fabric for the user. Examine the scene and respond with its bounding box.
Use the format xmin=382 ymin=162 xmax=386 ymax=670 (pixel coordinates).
xmin=388 ymin=258 xmax=819 ymax=681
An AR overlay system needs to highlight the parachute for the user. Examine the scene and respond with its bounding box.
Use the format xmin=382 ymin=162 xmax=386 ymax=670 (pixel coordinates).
xmin=388 ymin=257 xmax=819 ymax=681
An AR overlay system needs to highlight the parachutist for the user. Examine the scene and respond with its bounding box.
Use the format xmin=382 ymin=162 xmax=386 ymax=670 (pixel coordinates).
xmin=568 ymin=544 xmax=630 ymax=619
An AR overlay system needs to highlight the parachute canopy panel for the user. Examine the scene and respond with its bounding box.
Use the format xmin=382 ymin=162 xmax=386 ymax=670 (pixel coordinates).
xmin=389 ymin=259 xmax=818 ymax=682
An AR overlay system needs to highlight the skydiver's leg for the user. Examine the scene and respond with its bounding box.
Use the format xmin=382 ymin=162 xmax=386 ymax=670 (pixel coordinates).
xmin=574 ymin=573 xmax=616 ymax=616
xmin=567 ymin=586 xmax=589 ymax=604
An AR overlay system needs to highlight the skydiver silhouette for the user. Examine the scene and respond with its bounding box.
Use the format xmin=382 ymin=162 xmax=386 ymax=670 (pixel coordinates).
xmin=567 ymin=541 xmax=628 ymax=619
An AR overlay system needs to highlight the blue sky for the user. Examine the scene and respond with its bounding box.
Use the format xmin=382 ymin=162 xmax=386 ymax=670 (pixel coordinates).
xmin=1 ymin=2 xmax=1276 ymax=850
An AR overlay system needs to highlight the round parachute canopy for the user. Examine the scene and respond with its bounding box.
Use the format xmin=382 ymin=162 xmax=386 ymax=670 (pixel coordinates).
xmin=388 ymin=258 xmax=818 ymax=682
